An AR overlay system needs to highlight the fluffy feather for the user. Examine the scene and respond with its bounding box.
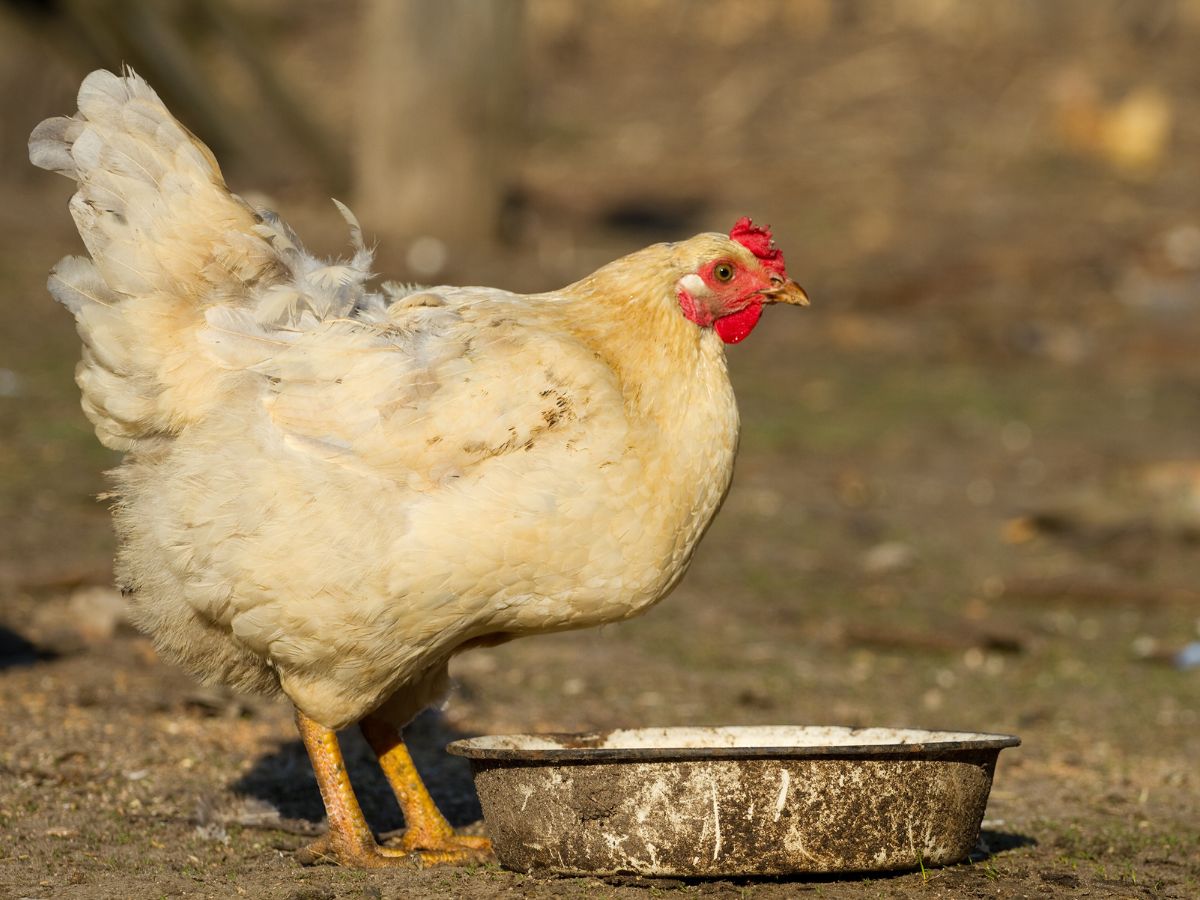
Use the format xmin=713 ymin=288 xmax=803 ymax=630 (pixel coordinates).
xmin=31 ymin=69 xmax=804 ymax=730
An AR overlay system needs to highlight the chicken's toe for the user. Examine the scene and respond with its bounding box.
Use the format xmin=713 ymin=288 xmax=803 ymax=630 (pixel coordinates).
xmin=390 ymin=834 xmax=494 ymax=868
xmin=295 ymin=832 xmax=413 ymax=868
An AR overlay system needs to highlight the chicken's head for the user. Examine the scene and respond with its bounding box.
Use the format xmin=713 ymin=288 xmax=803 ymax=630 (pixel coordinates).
xmin=675 ymin=218 xmax=809 ymax=344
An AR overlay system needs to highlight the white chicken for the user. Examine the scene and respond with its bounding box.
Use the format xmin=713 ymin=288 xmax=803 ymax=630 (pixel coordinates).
xmin=30 ymin=69 xmax=808 ymax=867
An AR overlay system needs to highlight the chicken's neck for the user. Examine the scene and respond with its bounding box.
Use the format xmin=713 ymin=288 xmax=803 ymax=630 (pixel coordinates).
xmin=552 ymin=254 xmax=735 ymax=429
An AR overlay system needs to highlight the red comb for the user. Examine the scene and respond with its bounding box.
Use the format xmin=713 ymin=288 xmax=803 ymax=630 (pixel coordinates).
xmin=729 ymin=217 xmax=786 ymax=277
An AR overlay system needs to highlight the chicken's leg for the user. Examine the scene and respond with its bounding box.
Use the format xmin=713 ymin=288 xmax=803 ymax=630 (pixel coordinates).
xmin=359 ymin=713 xmax=493 ymax=865
xmin=294 ymin=708 xmax=411 ymax=867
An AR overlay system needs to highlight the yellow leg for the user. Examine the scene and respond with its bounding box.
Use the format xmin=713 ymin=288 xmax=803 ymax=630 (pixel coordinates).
xmin=359 ymin=713 xmax=493 ymax=866
xmin=293 ymin=708 xmax=411 ymax=867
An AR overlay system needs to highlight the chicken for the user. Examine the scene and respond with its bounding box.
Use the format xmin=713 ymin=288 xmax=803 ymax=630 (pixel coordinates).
xmin=29 ymin=69 xmax=809 ymax=868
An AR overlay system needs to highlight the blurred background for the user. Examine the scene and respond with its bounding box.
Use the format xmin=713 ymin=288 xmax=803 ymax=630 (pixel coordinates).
xmin=0 ymin=1 xmax=1198 ymax=896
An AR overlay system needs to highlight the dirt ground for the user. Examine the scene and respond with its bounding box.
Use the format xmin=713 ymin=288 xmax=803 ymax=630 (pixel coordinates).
xmin=1 ymin=2 xmax=1198 ymax=898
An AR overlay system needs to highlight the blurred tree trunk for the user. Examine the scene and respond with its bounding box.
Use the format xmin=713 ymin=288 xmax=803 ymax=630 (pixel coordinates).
xmin=356 ymin=0 xmax=524 ymax=268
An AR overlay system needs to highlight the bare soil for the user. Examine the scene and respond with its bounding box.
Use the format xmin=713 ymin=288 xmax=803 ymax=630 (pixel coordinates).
xmin=2 ymin=2 xmax=1198 ymax=898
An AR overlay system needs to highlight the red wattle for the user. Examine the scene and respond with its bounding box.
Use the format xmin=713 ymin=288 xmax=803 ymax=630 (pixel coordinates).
xmin=714 ymin=301 xmax=763 ymax=344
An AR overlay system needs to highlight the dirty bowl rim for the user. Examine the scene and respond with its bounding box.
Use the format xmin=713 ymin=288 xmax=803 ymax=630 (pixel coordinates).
xmin=447 ymin=724 xmax=1021 ymax=762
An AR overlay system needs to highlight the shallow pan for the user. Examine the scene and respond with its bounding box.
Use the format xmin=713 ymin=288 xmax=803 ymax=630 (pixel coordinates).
xmin=448 ymin=725 xmax=1020 ymax=877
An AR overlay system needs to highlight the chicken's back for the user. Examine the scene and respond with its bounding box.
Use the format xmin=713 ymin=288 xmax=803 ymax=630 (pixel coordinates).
xmin=30 ymin=70 xmax=289 ymax=452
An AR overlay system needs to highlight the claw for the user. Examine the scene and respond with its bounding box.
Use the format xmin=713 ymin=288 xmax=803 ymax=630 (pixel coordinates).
xmin=382 ymin=832 xmax=493 ymax=868
xmin=295 ymin=832 xmax=414 ymax=868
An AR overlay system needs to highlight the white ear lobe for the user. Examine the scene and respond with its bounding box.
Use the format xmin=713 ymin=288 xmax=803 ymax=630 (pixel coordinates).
xmin=678 ymin=273 xmax=712 ymax=298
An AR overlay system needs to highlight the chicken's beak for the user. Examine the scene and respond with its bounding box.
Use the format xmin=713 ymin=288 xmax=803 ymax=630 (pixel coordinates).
xmin=761 ymin=277 xmax=810 ymax=307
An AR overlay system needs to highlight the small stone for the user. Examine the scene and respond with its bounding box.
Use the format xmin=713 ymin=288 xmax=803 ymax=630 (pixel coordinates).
xmin=861 ymin=541 xmax=915 ymax=574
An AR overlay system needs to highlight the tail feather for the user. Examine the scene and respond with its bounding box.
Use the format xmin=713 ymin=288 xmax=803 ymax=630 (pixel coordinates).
xmin=47 ymin=254 xmax=117 ymax=316
xmin=32 ymin=68 xmax=275 ymax=300
xmin=48 ymin=256 xmax=163 ymax=450
xmin=28 ymin=117 xmax=82 ymax=176
xmin=30 ymin=68 xmax=284 ymax=450
xmin=32 ymin=68 xmax=373 ymax=452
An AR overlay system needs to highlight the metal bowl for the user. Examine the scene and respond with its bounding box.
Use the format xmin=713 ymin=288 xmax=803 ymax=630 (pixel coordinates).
xmin=448 ymin=725 xmax=1019 ymax=877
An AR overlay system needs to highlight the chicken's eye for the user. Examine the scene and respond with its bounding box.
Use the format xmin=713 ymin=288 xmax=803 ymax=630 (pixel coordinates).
xmin=714 ymin=263 xmax=735 ymax=283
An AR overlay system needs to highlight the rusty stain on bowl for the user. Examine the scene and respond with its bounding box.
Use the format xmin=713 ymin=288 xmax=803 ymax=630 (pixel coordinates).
xmin=447 ymin=725 xmax=1020 ymax=877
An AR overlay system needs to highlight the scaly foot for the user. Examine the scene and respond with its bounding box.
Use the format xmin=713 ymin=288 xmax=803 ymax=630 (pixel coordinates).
xmin=294 ymin=708 xmax=494 ymax=869
xmin=361 ymin=712 xmax=495 ymax=867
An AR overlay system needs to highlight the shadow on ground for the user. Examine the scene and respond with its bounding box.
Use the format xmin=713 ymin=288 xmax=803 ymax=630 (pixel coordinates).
xmin=977 ymin=828 xmax=1038 ymax=859
xmin=0 ymin=624 xmax=55 ymax=671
